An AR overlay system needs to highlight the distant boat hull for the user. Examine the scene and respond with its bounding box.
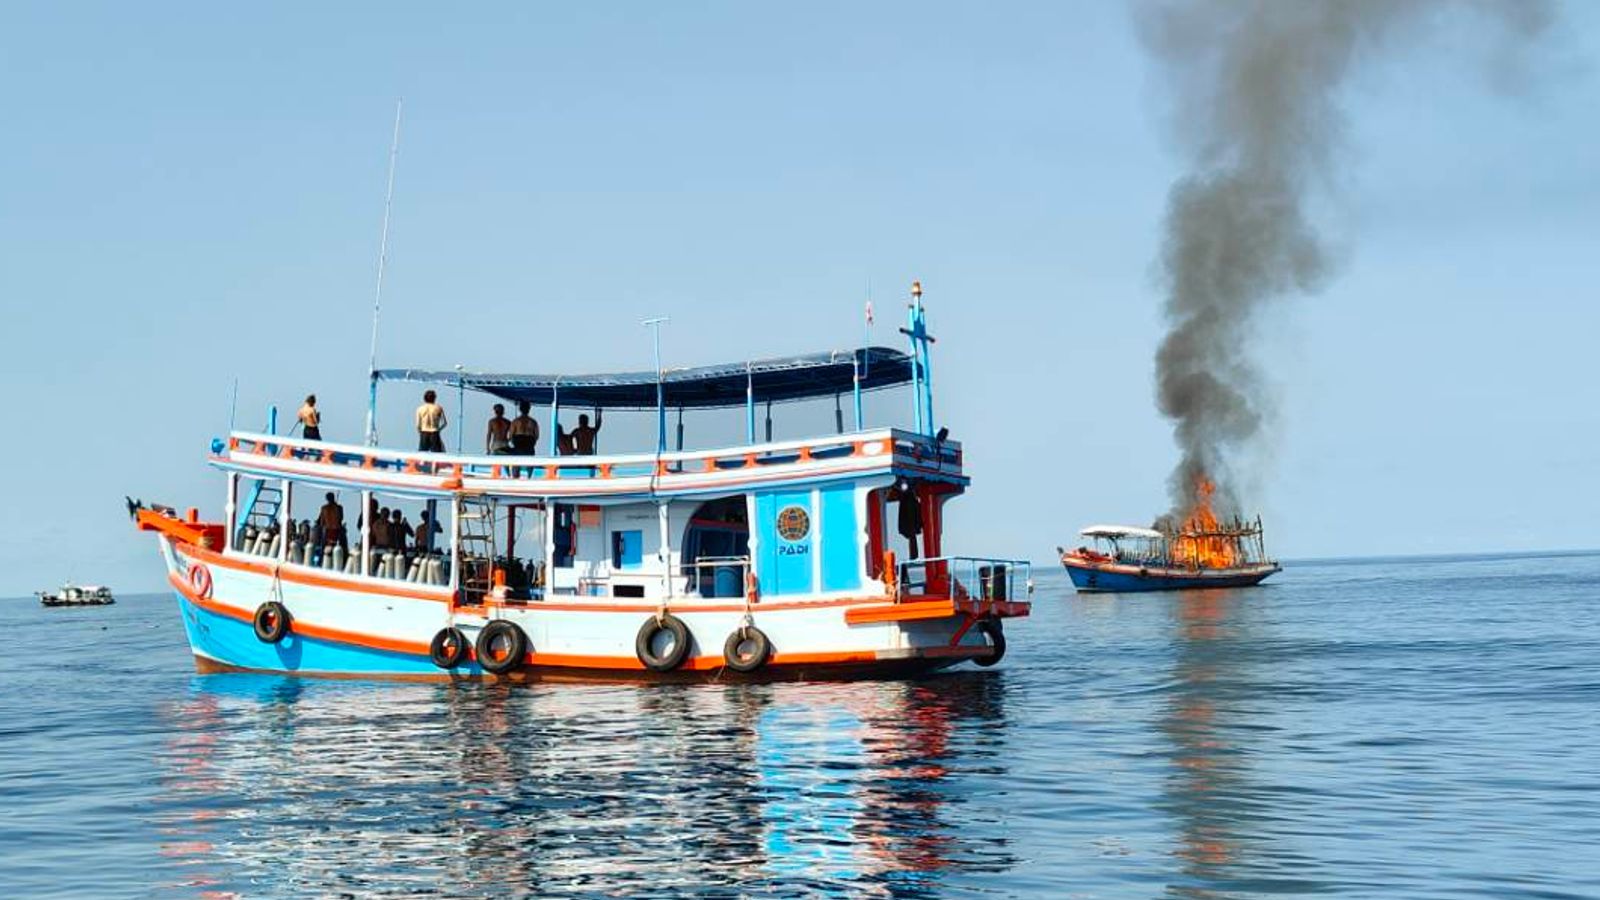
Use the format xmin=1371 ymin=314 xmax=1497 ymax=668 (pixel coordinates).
xmin=39 ymin=595 xmax=115 ymax=607
xmin=1062 ymin=556 xmax=1280 ymax=593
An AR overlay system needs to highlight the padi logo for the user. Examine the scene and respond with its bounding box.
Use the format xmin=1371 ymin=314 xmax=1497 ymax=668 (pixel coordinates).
xmin=776 ymin=505 xmax=811 ymax=542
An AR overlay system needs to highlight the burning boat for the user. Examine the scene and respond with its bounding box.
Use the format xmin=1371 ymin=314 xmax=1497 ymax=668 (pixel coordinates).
xmin=1058 ymin=484 xmax=1280 ymax=593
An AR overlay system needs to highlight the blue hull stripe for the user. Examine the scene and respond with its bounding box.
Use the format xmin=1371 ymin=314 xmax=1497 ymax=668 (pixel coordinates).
xmin=1063 ymin=563 xmax=1277 ymax=593
xmin=175 ymin=592 xmax=467 ymax=676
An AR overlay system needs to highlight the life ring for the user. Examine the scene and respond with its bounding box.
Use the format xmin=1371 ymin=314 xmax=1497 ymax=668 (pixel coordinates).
xmin=723 ymin=625 xmax=771 ymax=673
xmin=187 ymin=562 xmax=213 ymax=599
xmin=973 ymin=618 xmax=1006 ymax=667
xmin=429 ymin=626 xmax=470 ymax=669
xmin=253 ymin=601 xmax=291 ymax=643
xmin=475 ymin=621 xmax=528 ymax=675
xmin=635 ymin=613 xmax=692 ymax=672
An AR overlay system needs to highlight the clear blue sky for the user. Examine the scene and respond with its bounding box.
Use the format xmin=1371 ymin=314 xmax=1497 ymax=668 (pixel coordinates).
xmin=1 ymin=2 xmax=1595 ymax=596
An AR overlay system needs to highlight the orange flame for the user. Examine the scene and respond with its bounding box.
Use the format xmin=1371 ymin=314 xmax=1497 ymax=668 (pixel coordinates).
xmin=1174 ymin=478 xmax=1238 ymax=569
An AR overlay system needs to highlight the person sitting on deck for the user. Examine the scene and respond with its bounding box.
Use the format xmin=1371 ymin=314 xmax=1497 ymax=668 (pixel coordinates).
xmin=317 ymin=492 xmax=346 ymax=552
xmin=561 ymin=410 xmax=603 ymax=456
xmin=486 ymin=404 xmax=512 ymax=455
xmin=297 ymin=394 xmax=322 ymax=441
xmin=415 ymin=390 xmax=448 ymax=453
xmin=390 ymin=509 xmax=414 ymax=555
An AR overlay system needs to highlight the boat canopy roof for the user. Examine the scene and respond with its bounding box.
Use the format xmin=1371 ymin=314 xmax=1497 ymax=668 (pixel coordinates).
xmin=374 ymin=346 xmax=912 ymax=411
xmin=1081 ymin=524 xmax=1164 ymax=540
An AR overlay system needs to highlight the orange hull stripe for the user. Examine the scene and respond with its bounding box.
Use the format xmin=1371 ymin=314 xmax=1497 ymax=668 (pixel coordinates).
xmin=169 ymin=571 xmax=433 ymax=656
xmin=167 ymin=571 xmax=971 ymax=671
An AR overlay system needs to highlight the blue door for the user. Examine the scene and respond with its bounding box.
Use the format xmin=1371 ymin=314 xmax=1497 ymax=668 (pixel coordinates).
xmin=755 ymin=491 xmax=814 ymax=596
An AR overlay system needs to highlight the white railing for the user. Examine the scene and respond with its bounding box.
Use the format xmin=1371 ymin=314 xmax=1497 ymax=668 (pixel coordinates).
xmin=217 ymin=427 xmax=962 ymax=489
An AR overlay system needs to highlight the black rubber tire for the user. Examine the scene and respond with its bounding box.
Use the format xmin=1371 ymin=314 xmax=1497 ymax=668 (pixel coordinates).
xmin=722 ymin=626 xmax=772 ymax=673
xmin=430 ymin=626 xmax=470 ymax=669
xmin=475 ymin=621 xmax=528 ymax=675
xmin=253 ymin=601 xmax=291 ymax=643
xmin=973 ymin=618 xmax=1006 ymax=667
xmin=635 ymin=614 xmax=692 ymax=672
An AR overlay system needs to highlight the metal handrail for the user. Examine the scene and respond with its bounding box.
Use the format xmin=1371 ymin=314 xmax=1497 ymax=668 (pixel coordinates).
xmin=681 ymin=556 xmax=752 ymax=599
xmin=218 ymin=426 xmax=957 ymax=487
xmin=897 ymin=555 xmax=1033 ymax=602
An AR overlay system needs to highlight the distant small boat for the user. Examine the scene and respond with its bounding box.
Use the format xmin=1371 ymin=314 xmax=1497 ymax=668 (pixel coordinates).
xmin=1059 ymin=520 xmax=1281 ymax=593
xmin=38 ymin=584 xmax=116 ymax=607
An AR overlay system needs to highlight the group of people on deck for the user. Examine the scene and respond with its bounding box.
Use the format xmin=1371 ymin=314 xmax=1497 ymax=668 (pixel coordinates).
xmin=294 ymin=391 xmax=603 ymax=456
xmin=358 ymin=496 xmax=442 ymax=556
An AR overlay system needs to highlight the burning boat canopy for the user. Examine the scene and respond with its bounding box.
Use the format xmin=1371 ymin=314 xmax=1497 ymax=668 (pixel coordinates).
xmin=1080 ymin=525 xmax=1164 ymax=541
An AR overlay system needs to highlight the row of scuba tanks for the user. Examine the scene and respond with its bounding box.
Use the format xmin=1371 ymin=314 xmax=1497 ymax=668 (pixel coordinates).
xmin=236 ymin=523 xmax=451 ymax=585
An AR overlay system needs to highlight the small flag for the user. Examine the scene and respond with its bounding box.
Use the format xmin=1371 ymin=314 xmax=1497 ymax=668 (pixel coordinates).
xmin=865 ymin=300 xmax=874 ymax=326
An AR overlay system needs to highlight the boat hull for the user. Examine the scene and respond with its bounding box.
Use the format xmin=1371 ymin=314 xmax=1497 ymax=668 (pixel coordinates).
xmin=158 ymin=537 xmax=1022 ymax=682
xmin=1062 ymin=558 xmax=1280 ymax=593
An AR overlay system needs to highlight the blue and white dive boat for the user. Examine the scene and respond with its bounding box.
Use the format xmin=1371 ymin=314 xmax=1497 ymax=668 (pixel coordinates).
xmin=1059 ymin=520 xmax=1281 ymax=593
xmin=137 ymin=289 xmax=1031 ymax=681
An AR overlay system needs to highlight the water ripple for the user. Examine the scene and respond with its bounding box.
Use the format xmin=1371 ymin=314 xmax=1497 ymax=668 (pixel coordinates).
xmin=2 ymin=553 xmax=1599 ymax=897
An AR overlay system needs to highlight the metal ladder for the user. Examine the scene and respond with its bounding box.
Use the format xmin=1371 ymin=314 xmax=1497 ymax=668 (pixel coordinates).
xmin=457 ymin=497 xmax=496 ymax=606
xmin=235 ymin=481 xmax=283 ymax=546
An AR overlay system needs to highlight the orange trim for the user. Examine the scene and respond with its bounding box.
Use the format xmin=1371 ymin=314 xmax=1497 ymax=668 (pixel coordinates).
xmin=136 ymin=509 xmax=224 ymax=550
xmin=478 ymin=592 xmax=885 ymax=614
xmin=169 ymin=571 xmax=946 ymax=672
xmin=845 ymin=598 xmax=958 ymax=624
xmin=843 ymin=597 xmax=1030 ymax=625
xmin=169 ymin=571 xmax=432 ymax=656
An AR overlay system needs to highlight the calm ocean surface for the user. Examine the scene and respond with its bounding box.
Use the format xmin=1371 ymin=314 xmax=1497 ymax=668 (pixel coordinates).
xmin=3 ymin=553 xmax=1598 ymax=898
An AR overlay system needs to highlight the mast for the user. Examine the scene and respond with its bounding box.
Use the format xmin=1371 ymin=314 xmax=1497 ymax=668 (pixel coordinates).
xmin=364 ymin=99 xmax=403 ymax=447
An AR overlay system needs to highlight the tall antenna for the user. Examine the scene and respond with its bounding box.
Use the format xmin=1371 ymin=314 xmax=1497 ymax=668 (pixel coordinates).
xmin=364 ymin=98 xmax=404 ymax=446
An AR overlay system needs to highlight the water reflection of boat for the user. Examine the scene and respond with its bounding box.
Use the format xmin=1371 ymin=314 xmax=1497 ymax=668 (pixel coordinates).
xmin=1059 ymin=522 xmax=1281 ymax=593
xmin=151 ymin=674 xmax=1013 ymax=895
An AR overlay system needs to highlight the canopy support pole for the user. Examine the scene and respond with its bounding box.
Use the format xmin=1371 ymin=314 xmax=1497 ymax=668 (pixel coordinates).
xmin=745 ymin=364 xmax=755 ymax=444
xmin=852 ymin=355 xmax=863 ymax=431
xmin=366 ymin=373 xmax=379 ymax=447
xmin=549 ymin=381 xmax=561 ymax=455
xmin=360 ymin=490 xmax=372 ymax=577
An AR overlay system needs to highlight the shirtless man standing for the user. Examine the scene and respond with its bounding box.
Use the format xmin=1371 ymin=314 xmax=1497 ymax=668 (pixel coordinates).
xmin=509 ymin=401 xmax=540 ymax=453
xmin=486 ymin=404 xmax=512 ymax=455
xmin=415 ymin=390 xmax=448 ymax=452
xmin=567 ymin=410 xmax=603 ymax=455
xmin=297 ymin=395 xmax=322 ymax=441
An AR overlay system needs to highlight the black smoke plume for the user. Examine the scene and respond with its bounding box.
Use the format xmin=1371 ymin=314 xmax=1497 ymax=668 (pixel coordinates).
xmin=1137 ymin=0 xmax=1551 ymax=522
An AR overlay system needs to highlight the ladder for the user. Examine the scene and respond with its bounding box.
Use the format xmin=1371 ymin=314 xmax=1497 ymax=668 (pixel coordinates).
xmin=457 ymin=497 xmax=496 ymax=606
xmin=235 ymin=481 xmax=283 ymax=546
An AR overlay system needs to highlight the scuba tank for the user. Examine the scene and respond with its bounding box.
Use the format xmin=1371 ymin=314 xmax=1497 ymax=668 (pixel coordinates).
xmin=331 ymin=546 xmax=347 ymax=572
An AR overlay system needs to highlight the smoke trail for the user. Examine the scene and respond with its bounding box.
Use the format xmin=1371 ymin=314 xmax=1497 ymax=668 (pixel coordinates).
xmin=1137 ymin=0 xmax=1551 ymax=522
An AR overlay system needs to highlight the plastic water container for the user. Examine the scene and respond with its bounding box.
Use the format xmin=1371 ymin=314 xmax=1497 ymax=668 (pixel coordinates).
xmin=713 ymin=565 xmax=741 ymax=599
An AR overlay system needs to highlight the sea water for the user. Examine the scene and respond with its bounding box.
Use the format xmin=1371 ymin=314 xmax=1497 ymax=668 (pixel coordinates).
xmin=1 ymin=553 xmax=1597 ymax=898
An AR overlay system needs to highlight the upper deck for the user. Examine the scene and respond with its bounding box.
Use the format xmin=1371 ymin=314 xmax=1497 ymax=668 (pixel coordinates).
xmin=210 ymin=427 xmax=965 ymax=502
